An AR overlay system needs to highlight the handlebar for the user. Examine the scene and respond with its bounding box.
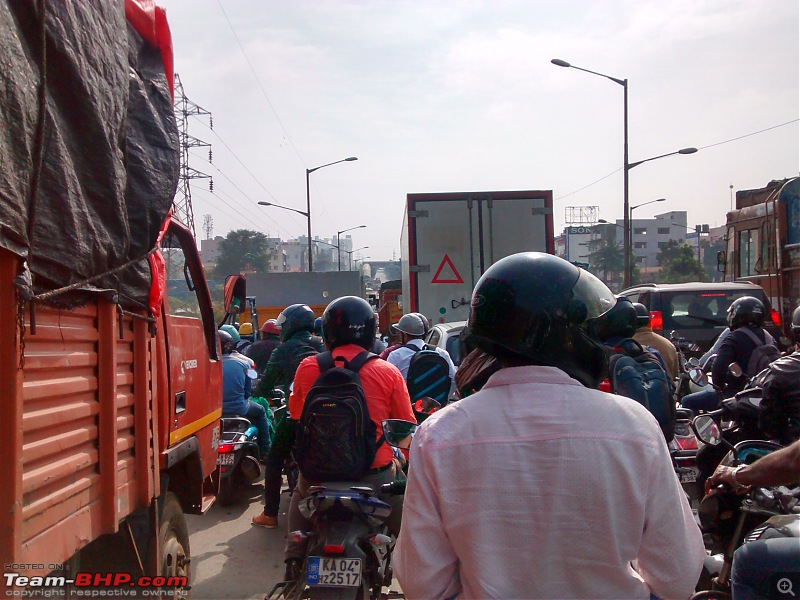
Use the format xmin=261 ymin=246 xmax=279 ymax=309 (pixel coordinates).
xmin=380 ymin=480 xmax=407 ymax=495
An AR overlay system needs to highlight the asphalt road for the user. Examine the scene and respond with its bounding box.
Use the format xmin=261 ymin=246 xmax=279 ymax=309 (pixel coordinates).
xmin=185 ymin=474 xmax=287 ymax=600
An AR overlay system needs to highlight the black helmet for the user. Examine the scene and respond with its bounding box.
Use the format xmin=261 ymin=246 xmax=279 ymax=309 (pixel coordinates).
xmin=727 ymin=296 xmax=765 ymax=330
xmin=632 ymin=302 xmax=651 ymax=329
xmin=314 ymin=317 xmax=323 ymax=337
xmin=593 ymin=296 xmax=638 ymax=341
xmin=277 ymin=304 xmax=316 ymax=342
xmin=218 ymin=329 xmax=234 ymax=354
xmin=792 ymin=305 xmax=800 ymax=344
xmin=322 ymin=296 xmax=377 ymax=351
xmin=467 ymin=252 xmax=616 ymax=388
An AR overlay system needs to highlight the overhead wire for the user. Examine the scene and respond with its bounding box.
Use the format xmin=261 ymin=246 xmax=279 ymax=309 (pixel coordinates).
xmin=555 ymin=118 xmax=799 ymax=201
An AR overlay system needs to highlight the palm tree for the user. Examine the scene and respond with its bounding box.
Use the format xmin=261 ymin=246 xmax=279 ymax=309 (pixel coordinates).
xmin=589 ymin=238 xmax=624 ymax=286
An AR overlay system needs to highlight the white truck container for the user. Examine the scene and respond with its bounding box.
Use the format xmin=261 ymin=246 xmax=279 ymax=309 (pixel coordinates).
xmin=400 ymin=190 xmax=554 ymax=325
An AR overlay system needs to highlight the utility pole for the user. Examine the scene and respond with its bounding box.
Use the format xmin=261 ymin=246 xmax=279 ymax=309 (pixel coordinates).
xmin=173 ymin=73 xmax=212 ymax=237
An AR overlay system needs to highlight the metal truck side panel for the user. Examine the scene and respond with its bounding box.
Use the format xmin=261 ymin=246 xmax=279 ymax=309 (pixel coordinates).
xmin=402 ymin=191 xmax=554 ymax=323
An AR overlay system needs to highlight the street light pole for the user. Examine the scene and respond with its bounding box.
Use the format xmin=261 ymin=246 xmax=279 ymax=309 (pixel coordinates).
xmin=344 ymin=246 xmax=369 ymax=271
xmin=305 ymin=156 xmax=358 ymax=272
xmin=336 ymin=225 xmax=366 ymax=271
xmin=552 ymin=58 xmax=698 ymax=288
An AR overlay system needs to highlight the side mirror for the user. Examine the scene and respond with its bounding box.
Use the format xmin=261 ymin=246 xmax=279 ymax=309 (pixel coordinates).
xmin=414 ymin=397 xmax=442 ymax=416
xmin=382 ymin=419 xmax=418 ymax=450
xmin=687 ymin=357 xmax=700 ymax=368
xmin=272 ymin=388 xmax=286 ymax=405
xmin=717 ymin=250 xmax=726 ymax=273
xmin=689 ymin=368 xmax=708 ymax=387
xmin=692 ymin=415 xmax=722 ymax=446
xmin=728 ymin=363 xmax=743 ymax=378
xmin=246 ymin=368 xmax=258 ymax=380
xmin=223 ymin=275 xmax=247 ymax=315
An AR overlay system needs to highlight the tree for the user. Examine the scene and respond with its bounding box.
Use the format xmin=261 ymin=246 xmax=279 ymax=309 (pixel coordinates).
xmin=656 ymin=240 xmax=708 ymax=283
xmin=215 ymin=229 xmax=272 ymax=275
xmin=589 ymin=238 xmax=624 ymax=287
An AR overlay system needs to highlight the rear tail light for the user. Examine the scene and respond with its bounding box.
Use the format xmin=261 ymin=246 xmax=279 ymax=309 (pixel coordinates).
xmin=675 ymin=436 xmax=698 ymax=451
xmin=323 ymin=544 xmax=345 ymax=555
xmin=598 ymin=379 xmax=612 ymax=393
xmin=650 ymin=311 xmax=663 ymax=332
xmin=218 ymin=443 xmax=235 ymax=453
xmin=770 ymin=308 xmax=781 ymax=327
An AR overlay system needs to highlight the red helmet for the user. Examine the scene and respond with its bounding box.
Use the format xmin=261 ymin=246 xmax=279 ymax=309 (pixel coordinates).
xmin=261 ymin=319 xmax=281 ymax=336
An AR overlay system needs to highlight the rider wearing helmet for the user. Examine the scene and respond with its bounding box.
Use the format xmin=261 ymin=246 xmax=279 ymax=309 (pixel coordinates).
xmin=379 ymin=312 xmax=429 ymax=359
xmin=251 ymin=305 xmax=324 ymax=531
xmin=682 ymin=296 xmax=778 ymax=414
xmin=244 ymin=319 xmax=282 ymax=373
xmin=758 ymin=305 xmax=800 ymax=444
xmin=282 ymin=296 xmax=415 ymax=581
xmin=386 ymin=313 xmax=456 ymax=380
xmin=219 ymin=330 xmax=271 ymax=460
xmin=631 ymin=302 xmax=679 ymax=382
xmin=394 ymin=253 xmax=703 ymax=600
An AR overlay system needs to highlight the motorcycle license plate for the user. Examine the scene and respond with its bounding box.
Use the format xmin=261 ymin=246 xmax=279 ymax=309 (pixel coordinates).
xmin=306 ymin=557 xmax=361 ymax=587
xmin=217 ymin=453 xmax=235 ymax=466
xmin=679 ymin=466 xmax=699 ymax=483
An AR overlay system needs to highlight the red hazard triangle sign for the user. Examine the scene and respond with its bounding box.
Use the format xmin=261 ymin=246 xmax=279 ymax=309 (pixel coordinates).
xmin=431 ymin=253 xmax=464 ymax=284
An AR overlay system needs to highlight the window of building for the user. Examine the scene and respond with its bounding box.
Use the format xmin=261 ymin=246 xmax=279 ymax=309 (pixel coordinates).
xmin=657 ymin=227 xmax=670 ymax=234
xmin=634 ymin=228 xmax=647 ymax=235
xmin=634 ymin=242 xmax=647 ymax=249
xmin=658 ymin=241 xmax=668 ymax=249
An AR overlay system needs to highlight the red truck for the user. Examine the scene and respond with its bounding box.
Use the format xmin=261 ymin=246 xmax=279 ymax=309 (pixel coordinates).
xmin=0 ymin=1 xmax=228 ymax=593
xmin=719 ymin=177 xmax=800 ymax=344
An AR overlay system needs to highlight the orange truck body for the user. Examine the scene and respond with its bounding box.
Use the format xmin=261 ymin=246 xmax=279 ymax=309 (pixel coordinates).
xmin=0 ymin=219 xmax=221 ymax=586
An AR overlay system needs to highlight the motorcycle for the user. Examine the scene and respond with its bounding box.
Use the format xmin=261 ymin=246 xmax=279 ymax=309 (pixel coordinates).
xmin=690 ymin=414 xmax=799 ymax=598
xmin=217 ymin=416 xmax=262 ymax=505
xmin=670 ymin=407 xmax=702 ymax=502
xmin=267 ymin=419 xmax=417 ymax=600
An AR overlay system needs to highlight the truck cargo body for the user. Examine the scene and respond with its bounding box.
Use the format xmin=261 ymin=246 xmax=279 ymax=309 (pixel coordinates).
xmin=0 ymin=219 xmax=221 ymax=586
xmin=401 ymin=191 xmax=554 ymax=324
xmin=721 ymin=177 xmax=800 ymax=342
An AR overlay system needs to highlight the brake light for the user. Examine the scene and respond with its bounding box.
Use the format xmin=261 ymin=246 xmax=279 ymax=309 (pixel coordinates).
xmin=650 ymin=311 xmax=663 ymax=332
xmin=675 ymin=436 xmax=698 ymax=451
xmin=218 ymin=443 xmax=235 ymax=453
xmin=598 ymin=379 xmax=612 ymax=393
xmin=770 ymin=308 xmax=781 ymax=327
xmin=323 ymin=544 xmax=345 ymax=555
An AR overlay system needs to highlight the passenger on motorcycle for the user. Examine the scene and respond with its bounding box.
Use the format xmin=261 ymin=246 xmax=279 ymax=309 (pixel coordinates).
xmin=219 ymin=330 xmax=271 ymax=460
xmin=681 ymin=296 xmax=777 ymax=414
xmin=283 ymin=296 xmax=415 ymax=582
xmin=394 ymin=253 xmax=703 ymax=600
xmin=251 ymin=304 xmax=324 ymax=530
xmin=632 ymin=302 xmax=679 ymax=382
xmin=244 ymin=319 xmax=281 ymax=373
xmin=758 ymin=305 xmax=800 ymax=445
xmin=708 ymin=438 xmax=800 ymax=599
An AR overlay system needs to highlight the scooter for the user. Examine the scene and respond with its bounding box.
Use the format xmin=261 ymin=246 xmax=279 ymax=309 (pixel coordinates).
xmin=217 ymin=416 xmax=262 ymax=505
xmin=670 ymin=407 xmax=702 ymax=501
xmin=690 ymin=414 xmax=799 ymax=598
xmin=267 ymin=419 xmax=422 ymax=600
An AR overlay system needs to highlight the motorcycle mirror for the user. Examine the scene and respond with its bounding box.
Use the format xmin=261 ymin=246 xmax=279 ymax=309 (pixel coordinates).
xmin=246 ymin=368 xmax=258 ymax=380
xmin=728 ymin=363 xmax=743 ymax=378
xmin=689 ymin=368 xmax=708 ymax=387
xmin=382 ymin=419 xmax=418 ymax=450
xmin=692 ymin=415 xmax=722 ymax=446
xmin=687 ymin=357 xmax=700 ymax=367
xmin=414 ymin=397 xmax=442 ymax=415
xmin=272 ymin=388 xmax=286 ymax=404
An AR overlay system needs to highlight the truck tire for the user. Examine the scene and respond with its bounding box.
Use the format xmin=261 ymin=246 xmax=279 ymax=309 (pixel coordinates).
xmin=156 ymin=492 xmax=191 ymax=591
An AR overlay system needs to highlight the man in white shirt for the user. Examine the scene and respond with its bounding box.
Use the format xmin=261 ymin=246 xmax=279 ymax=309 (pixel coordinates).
xmin=395 ymin=253 xmax=704 ymax=600
xmin=385 ymin=313 xmax=456 ymax=380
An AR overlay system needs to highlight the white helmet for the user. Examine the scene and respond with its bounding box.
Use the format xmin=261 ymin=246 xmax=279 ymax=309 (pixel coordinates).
xmin=391 ymin=313 xmax=428 ymax=337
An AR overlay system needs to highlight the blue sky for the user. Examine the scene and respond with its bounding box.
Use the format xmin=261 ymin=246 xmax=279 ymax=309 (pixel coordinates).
xmin=160 ymin=0 xmax=799 ymax=261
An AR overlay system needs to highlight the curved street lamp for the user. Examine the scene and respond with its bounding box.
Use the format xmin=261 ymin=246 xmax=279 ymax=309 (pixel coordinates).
xmin=305 ymin=156 xmax=358 ymax=272
xmin=337 ymin=225 xmax=366 ymax=271
xmin=552 ymin=58 xmax=698 ymax=286
xmin=344 ymin=246 xmax=369 ymax=271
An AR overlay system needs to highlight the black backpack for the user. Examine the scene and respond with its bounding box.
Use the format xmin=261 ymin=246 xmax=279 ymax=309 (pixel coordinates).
xmin=739 ymin=328 xmax=781 ymax=377
xmin=607 ymin=339 xmax=676 ymax=442
xmin=294 ymin=351 xmax=381 ymax=482
xmin=404 ymin=344 xmax=452 ymax=406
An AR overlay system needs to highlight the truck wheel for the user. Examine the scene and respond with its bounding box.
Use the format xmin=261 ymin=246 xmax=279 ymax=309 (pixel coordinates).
xmin=157 ymin=492 xmax=191 ymax=591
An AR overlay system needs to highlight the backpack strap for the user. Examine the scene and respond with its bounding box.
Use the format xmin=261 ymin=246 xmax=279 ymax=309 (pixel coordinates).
xmin=315 ymin=351 xmax=335 ymax=373
xmin=342 ymin=350 xmax=378 ymax=373
xmin=404 ymin=343 xmax=422 ymax=352
xmin=739 ymin=327 xmax=765 ymax=347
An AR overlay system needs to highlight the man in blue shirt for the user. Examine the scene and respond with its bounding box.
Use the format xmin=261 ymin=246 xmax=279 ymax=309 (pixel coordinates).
xmin=220 ymin=329 xmax=271 ymax=460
